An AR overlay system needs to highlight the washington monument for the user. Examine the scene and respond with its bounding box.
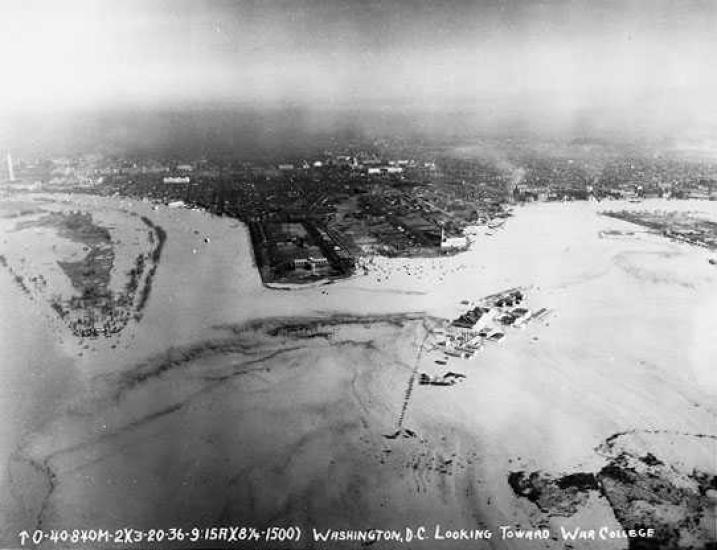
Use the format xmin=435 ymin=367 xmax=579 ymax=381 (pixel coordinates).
xmin=6 ymin=152 xmax=14 ymax=181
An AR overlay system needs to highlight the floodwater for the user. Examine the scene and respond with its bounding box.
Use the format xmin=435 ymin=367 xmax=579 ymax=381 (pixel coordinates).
xmin=1 ymin=195 xmax=715 ymax=548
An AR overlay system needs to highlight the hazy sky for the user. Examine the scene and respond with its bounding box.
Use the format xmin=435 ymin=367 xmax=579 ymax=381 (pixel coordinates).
xmin=2 ymin=0 xmax=717 ymax=133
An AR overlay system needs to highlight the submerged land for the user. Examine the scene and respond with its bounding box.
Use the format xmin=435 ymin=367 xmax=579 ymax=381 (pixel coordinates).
xmin=4 ymin=0 xmax=717 ymax=544
xmin=1 ymin=181 xmax=716 ymax=549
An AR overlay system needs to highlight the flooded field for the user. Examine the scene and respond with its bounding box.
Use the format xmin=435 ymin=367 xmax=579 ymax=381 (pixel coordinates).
xmin=1 ymin=194 xmax=715 ymax=549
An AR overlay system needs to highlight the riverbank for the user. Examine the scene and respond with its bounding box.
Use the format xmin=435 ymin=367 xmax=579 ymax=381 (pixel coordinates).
xmin=1 ymin=194 xmax=716 ymax=548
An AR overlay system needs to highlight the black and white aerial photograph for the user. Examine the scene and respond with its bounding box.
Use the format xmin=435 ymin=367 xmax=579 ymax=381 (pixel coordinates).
xmin=1 ymin=1 xmax=716 ymax=549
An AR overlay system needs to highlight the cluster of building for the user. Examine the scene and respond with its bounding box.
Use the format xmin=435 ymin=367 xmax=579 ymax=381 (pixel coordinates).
xmin=267 ymin=223 xmax=328 ymax=273
xmin=250 ymin=220 xmax=353 ymax=284
xmin=511 ymin=155 xmax=717 ymax=203
xmin=266 ymin=154 xmax=436 ymax=179
xmin=11 ymin=140 xmax=717 ymax=288
xmin=438 ymin=289 xmax=549 ymax=359
xmin=416 ymin=289 xmax=551 ymax=390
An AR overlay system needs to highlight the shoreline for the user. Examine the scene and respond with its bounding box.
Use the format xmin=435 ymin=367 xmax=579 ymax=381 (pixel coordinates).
xmin=1 ymin=193 xmax=716 ymax=548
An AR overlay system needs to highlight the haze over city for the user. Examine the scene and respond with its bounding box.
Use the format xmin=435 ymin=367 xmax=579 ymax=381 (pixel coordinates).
xmin=3 ymin=0 xmax=717 ymax=152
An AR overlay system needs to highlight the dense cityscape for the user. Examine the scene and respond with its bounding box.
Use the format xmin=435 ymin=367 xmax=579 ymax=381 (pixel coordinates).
xmin=4 ymin=139 xmax=717 ymax=285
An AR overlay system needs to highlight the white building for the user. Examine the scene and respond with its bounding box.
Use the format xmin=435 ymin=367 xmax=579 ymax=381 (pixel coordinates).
xmin=163 ymin=176 xmax=191 ymax=184
xmin=441 ymin=235 xmax=468 ymax=250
